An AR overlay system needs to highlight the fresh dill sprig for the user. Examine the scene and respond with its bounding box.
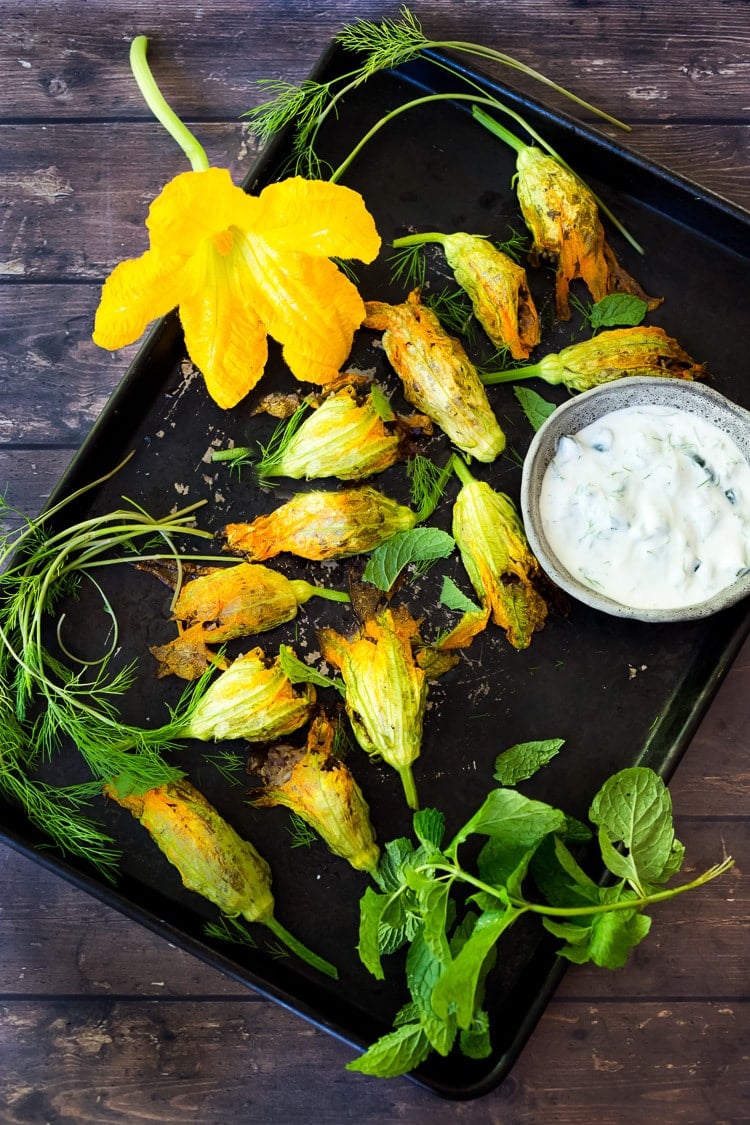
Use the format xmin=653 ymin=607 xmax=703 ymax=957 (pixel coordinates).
xmin=204 ymin=913 xmax=258 ymax=948
xmin=245 ymin=7 xmax=629 ymax=183
xmin=408 ymin=453 xmax=457 ymax=522
xmin=254 ymin=402 xmax=311 ymax=481
xmin=424 ymin=288 xmax=477 ymax=342
xmin=496 ymin=227 xmax=530 ymax=264
xmin=204 ymin=749 xmax=246 ymax=785
xmin=0 ymin=458 xmax=226 ymax=871
xmin=388 ymin=242 xmax=428 ymax=291
xmin=0 ymin=686 xmax=121 ymax=879
xmin=288 ymin=811 xmax=318 ymax=849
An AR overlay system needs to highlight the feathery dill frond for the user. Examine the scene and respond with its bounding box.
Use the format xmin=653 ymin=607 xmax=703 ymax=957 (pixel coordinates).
xmin=408 ymin=453 xmax=457 ymax=522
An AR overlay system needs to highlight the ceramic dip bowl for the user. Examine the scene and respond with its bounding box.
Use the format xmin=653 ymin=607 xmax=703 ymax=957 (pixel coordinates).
xmin=520 ymin=377 xmax=750 ymax=622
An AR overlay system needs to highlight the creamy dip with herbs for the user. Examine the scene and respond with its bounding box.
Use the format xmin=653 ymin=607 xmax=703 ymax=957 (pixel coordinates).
xmin=539 ymin=404 xmax=750 ymax=610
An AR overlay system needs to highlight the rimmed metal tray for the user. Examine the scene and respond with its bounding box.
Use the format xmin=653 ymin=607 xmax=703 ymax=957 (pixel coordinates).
xmin=1 ymin=42 xmax=749 ymax=1100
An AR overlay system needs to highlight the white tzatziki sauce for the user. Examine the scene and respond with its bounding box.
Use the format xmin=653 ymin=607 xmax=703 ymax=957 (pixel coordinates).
xmin=539 ymin=404 xmax=750 ymax=610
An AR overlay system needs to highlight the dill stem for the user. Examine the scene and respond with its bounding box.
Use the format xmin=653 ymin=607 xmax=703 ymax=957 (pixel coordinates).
xmin=425 ymin=40 xmax=629 ymax=131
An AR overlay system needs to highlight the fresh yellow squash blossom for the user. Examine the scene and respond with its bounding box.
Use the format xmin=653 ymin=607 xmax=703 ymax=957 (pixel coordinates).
xmin=93 ymin=170 xmax=381 ymax=408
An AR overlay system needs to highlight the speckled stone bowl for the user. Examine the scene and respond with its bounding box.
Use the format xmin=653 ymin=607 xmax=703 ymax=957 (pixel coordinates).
xmin=520 ymin=376 xmax=750 ymax=622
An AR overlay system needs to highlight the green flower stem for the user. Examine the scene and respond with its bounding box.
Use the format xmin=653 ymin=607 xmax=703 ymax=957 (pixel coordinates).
xmin=264 ymin=915 xmax=339 ymax=979
xmin=211 ymin=446 xmax=254 ymax=463
xmin=480 ymin=366 xmax=540 ymax=385
xmin=398 ymin=764 xmax=420 ymax=812
xmin=451 ymin=456 xmax=476 ymax=488
xmin=472 ymin=105 xmax=644 ymax=255
xmin=391 ymin=232 xmax=448 ymax=249
xmin=289 ymin=582 xmax=351 ymax=605
xmin=426 ymin=40 xmax=629 ymax=132
xmin=129 ymin=35 xmax=209 ymax=172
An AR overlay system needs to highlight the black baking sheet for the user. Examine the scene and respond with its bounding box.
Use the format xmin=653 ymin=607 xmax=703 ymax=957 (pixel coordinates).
xmin=2 ymin=43 xmax=749 ymax=1100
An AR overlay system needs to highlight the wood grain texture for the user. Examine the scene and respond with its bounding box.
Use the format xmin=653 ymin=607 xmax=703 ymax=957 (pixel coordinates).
xmin=0 ymin=1 xmax=748 ymax=1121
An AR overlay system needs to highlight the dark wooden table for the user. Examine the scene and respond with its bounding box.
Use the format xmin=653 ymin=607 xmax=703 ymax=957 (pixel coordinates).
xmin=1 ymin=2 xmax=748 ymax=1121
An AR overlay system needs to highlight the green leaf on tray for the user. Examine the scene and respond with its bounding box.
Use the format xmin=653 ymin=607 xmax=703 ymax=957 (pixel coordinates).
xmin=439 ymin=574 xmax=481 ymax=614
xmin=346 ymin=1022 xmax=433 ymax=1077
xmin=513 ymin=385 xmax=557 ymax=431
xmin=589 ymin=292 xmax=648 ymax=329
xmin=493 ymin=737 xmax=565 ymax=785
xmin=278 ymin=644 xmax=345 ymax=696
xmin=588 ymin=766 xmax=682 ymax=892
xmin=362 ymin=527 xmax=455 ymax=590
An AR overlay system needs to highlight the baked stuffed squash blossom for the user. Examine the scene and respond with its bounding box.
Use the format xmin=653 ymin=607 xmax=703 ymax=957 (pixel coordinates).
xmin=179 ymin=648 xmax=316 ymax=743
xmin=363 ymin=289 xmax=506 ymax=462
xmin=319 ymin=607 xmax=428 ymax=811
xmin=391 ymin=230 xmax=540 ymax=359
xmin=104 ymin=777 xmax=337 ymax=977
xmin=222 ymin=486 xmax=418 ymax=562
xmin=483 ymin=326 xmax=706 ymax=392
xmin=149 ymin=561 xmax=349 ymax=680
xmin=249 ymin=710 xmax=380 ymax=875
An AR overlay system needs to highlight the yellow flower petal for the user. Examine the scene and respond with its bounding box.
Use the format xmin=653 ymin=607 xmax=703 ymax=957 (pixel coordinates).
xmin=92 ymin=248 xmax=181 ymax=349
xmin=245 ymin=177 xmax=381 ymax=262
xmin=240 ymin=247 xmax=366 ymax=384
xmin=146 ymin=168 xmax=242 ymax=255
xmin=178 ymin=240 xmax=269 ymax=409
xmin=93 ymin=167 xmax=382 ymax=406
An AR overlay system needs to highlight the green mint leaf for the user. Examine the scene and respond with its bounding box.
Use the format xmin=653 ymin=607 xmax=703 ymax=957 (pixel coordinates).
xmin=362 ymin=527 xmax=455 ymax=591
xmin=545 ymin=904 xmax=652 ymax=969
xmin=432 ymin=907 xmax=519 ymax=1028
xmin=439 ymin=574 xmax=481 ymax=614
xmin=413 ymin=807 xmax=445 ymax=851
xmin=589 ymin=766 xmax=677 ymax=891
xmin=562 ymin=814 xmax=593 ymax=843
xmin=449 ymin=788 xmax=567 ymax=855
xmin=493 ymin=738 xmax=565 ymax=785
xmin=393 ymin=1001 xmax=420 ymax=1028
xmin=278 ymin=644 xmax=345 ymax=696
xmin=529 ymin=835 xmax=601 ymax=909
xmin=476 ymin=837 xmax=537 ymax=899
xmin=589 ymin=293 xmax=648 ymax=330
xmin=460 ymin=1010 xmax=492 ymax=1059
xmin=345 ymin=1022 xmax=432 ymax=1078
xmin=513 ymin=386 xmax=557 ymax=431
xmin=416 ymin=879 xmax=453 ymax=965
xmin=406 ymin=929 xmax=456 ymax=1055
xmin=356 ymin=885 xmax=392 ymax=979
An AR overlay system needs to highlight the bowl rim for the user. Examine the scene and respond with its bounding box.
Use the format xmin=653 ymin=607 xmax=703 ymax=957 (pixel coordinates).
xmin=520 ymin=377 xmax=750 ymax=623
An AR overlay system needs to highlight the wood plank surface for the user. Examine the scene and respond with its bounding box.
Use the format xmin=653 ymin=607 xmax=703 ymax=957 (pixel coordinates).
xmin=1 ymin=1 xmax=748 ymax=1122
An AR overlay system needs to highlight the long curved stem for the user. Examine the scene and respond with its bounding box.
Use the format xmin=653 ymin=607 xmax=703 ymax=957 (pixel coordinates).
xmin=129 ymin=36 xmax=209 ymax=172
xmin=264 ymin=915 xmax=339 ymax=979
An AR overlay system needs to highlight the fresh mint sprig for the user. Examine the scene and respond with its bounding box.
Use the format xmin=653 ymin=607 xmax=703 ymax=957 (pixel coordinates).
xmin=348 ymin=757 xmax=733 ymax=1079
